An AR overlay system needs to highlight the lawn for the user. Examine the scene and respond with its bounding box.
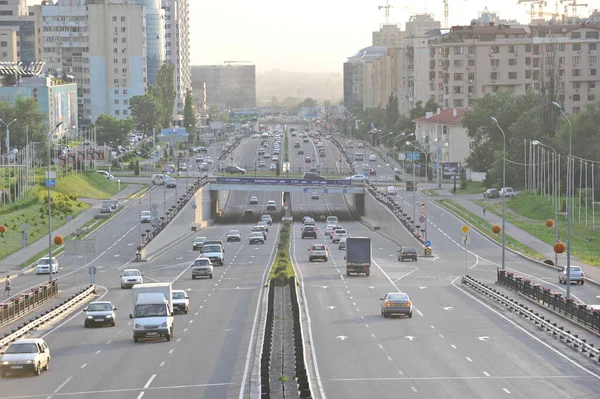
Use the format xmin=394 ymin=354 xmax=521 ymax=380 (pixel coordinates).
xmin=454 ymin=181 xmax=485 ymax=195
xmin=475 ymin=191 xmax=600 ymax=266
xmin=0 ymin=172 xmax=123 ymax=261
xmin=435 ymin=198 xmax=544 ymax=260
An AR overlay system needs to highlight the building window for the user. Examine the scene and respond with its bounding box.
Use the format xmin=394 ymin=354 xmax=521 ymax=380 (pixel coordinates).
xmin=508 ymin=72 xmax=517 ymax=79
xmin=453 ymin=46 xmax=463 ymax=55
xmin=114 ymin=68 xmax=118 ymax=73
xmin=525 ymin=57 xmax=531 ymax=66
xmin=588 ymin=94 xmax=595 ymax=101
xmin=490 ymin=59 xmax=499 ymax=67
xmin=0 ymin=41 xmax=6 ymax=47
xmin=453 ymin=59 xmax=463 ymax=68
xmin=508 ymin=45 xmax=516 ymax=53
xmin=590 ymin=43 xmax=597 ymax=51
xmin=572 ymin=43 xmax=582 ymax=51
xmin=113 ymin=48 xmax=118 ymax=53
xmin=121 ymin=16 xmax=126 ymax=22
xmin=123 ymin=89 xmax=128 ymax=95
xmin=113 ymin=38 xmax=118 ymax=43
xmin=114 ymin=100 xmax=119 ymax=105
xmin=585 ymin=31 xmax=599 ymax=39
xmin=525 ymin=70 xmax=531 ymax=79
xmin=573 ymin=69 xmax=581 ymax=76
xmin=453 ymin=73 xmax=463 ymax=81
xmin=124 ymin=99 xmax=129 ymax=105
xmin=490 ymin=46 xmax=499 ymax=54
xmin=112 ymin=16 xmax=117 ymax=22
xmin=122 ymin=68 xmax=127 ymax=73
xmin=123 ymin=110 xmax=128 ymax=115
xmin=114 ymin=79 xmax=118 ymax=83
xmin=114 ymin=89 xmax=119 ymax=94
xmin=122 ymin=79 xmax=127 ymax=85
xmin=573 ymin=94 xmax=580 ymax=101
xmin=122 ymin=58 xmax=127 ymax=63
xmin=113 ymin=58 xmax=118 ymax=64
xmin=121 ymin=38 xmax=126 ymax=43
xmin=590 ymin=56 xmax=597 ymax=64
xmin=508 ymin=58 xmax=517 ymax=66
xmin=115 ymin=110 xmax=120 ymax=115
xmin=525 ymin=44 xmax=532 ymax=53
xmin=572 ymin=56 xmax=581 ymax=64
xmin=453 ymin=86 xmax=463 ymax=94
xmin=491 ymin=72 xmax=499 ymax=80
xmin=121 ymin=27 xmax=126 ymax=33
xmin=590 ymin=69 xmax=597 ymax=76
xmin=453 ymin=99 xmax=463 ymax=107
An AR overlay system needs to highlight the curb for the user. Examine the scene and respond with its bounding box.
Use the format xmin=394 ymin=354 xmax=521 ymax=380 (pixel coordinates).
xmin=433 ymin=199 xmax=600 ymax=288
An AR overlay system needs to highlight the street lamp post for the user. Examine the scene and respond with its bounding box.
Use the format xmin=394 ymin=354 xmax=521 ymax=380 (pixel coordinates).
xmin=491 ymin=117 xmax=507 ymax=270
xmin=532 ymin=140 xmax=559 ymax=267
xmin=0 ymin=118 xmax=17 ymax=156
xmin=47 ymin=122 xmax=64 ymax=283
xmin=552 ymin=101 xmax=573 ymax=298
xmin=406 ymin=141 xmax=419 ymax=233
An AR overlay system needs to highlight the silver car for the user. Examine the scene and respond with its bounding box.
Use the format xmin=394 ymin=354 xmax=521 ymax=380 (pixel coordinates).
xmin=558 ymin=266 xmax=585 ymax=284
xmin=140 ymin=211 xmax=152 ymax=223
xmin=172 ymin=290 xmax=190 ymax=314
xmin=226 ymin=230 xmax=241 ymax=242
xmin=248 ymin=232 xmax=265 ymax=245
xmin=83 ymin=301 xmax=117 ymax=327
xmin=338 ymin=237 xmax=347 ymax=250
xmin=380 ymin=292 xmax=413 ymax=318
xmin=191 ymin=257 xmax=213 ymax=279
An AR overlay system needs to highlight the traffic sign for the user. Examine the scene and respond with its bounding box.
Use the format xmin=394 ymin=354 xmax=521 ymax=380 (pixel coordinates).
xmin=45 ymin=179 xmax=56 ymax=187
xmin=424 ymin=240 xmax=432 ymax=247
xmin=419 ymin=216 xmax=426 ymax=223
xmin=343 ymin=189 xmax=347 ymax=194
xmin=462 ymin=235 xmax=470 ymax=245
xmin=303 ymin=187 xmax=308 ymax=193
xmin=324 ymin=188 xmax=328 ymax=194
xmin=192 ymin=204 xmax=197 ymax=209
xmin=461 ymin=225 xmax=470 ymax=234
xmin=88 ymin=266 xmax=97 ymax=275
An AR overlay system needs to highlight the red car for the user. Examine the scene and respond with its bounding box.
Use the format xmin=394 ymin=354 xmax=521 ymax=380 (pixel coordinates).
xmin=305 ymin=157 xmax=312 ymax=163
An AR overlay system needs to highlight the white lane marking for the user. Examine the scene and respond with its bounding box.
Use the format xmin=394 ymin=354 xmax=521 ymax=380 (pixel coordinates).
xmin=503 ymin=388 xmax=511 ymax=394
xmin=416 ymin=309 xmax=424 ymax=317
xmin=136 ymin=393 xmax=145 ymax=399
xmin=168 ymin=349 xmax=174 ymax=355
xmin=397 ymin=370 xmax=404 ymax=376
xmin=387 ymin=356 xmax=393 ymax=361
xmin=451 ymin=345 xmax=457 ymax=349
xmin=54 ymin=377 xmax=72 ymax=393
xmin=438 ymin=334 xmax=444 ymax=338
xmin=144 ymin=374 xmax=156 ymax=389
xmin=411 ymin=387 xmax=418 ymax=392
xmin=483 ymin=371 xmax=491 ymax=377
xmin=106 ymin=340 xmax=111 ymax=345
xmin=95 ymin=350 xmax=101 ymax=355
xmin=451 ymin=276 xmax=600 ymax=380
xmin=378 ymin=344 xmax=384 ymax=349
xmin=176 ymin=338 xmax=182 ymax=343
xmin=80 ymin=364 xmax=87 ymax=369
xmin=430 ymin=325 xmax=435 ymax=329
xmin=159 ymin=361 xmax=165 ymax=367
xmin=466 ymin=357 xmax=473 ymax=362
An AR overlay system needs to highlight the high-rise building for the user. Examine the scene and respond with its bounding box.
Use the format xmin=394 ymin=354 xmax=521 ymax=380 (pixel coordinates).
xmin=131 ymin=0 xmax=165 ymax=85
xmin=343 ymin=46 xmax=388 ymax=110
xmin=35 ymin=0 xmax=147 ymax=125
xmin=190 ymin=64 xmax=256 ymax=109
xmin=162 ymin=0 xmax=191 ymax=116
xmin=372 ymin=24 xmax=403 ymax=48
xmin=0 ymin=0 xmax=35 ymax=63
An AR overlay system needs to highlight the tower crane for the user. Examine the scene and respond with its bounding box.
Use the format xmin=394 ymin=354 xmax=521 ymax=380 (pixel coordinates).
xmin=517 ymin=0 xmax=544 ymax=21
xmin=443 ymin=0 xmax=448 ymax=29
xmin=378 ymin=0 xmax=394 ymax=24
xmin=563 ymin=0 xmax=589 ymax=17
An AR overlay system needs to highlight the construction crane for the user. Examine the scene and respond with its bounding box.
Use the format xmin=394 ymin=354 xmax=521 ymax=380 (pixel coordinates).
xmin=378 ymin=0 xmax=394 ymax=24
xmin=563 ymin=0 xmax=589 ymax=17
xmin=443 ymin=0 xmax=448 ymax=29
xmin=224 ymin=61 xmax=252 ymax=66
xmin=518 ymin=0 xmax=544 ymax=21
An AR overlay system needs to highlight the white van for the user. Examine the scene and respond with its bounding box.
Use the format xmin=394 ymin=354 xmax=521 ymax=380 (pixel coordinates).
xmin=386 ymin=186 xmax=398 ymax=196
xmin=326 ymin=216 xmax=338 ymax=225
xmin=369 ymin=154 xmax=377 ymax=162
xmin=151 ymin=174 xmax=168 ymax=185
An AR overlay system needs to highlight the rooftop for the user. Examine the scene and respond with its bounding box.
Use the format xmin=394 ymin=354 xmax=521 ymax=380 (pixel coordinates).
xmin=414 ymin=108 xmax=465 ymax=126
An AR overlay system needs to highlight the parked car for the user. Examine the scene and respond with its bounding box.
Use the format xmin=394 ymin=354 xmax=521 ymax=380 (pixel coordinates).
xmin=398 ymin=247 xmax=418 ymax=262
xmin=499 ymin=187 xmax=516 ymax=197
xmin=558 ymin=266 xmax=585 ymax=285
xmin=483 ymin=189 xmax=500 ymax=199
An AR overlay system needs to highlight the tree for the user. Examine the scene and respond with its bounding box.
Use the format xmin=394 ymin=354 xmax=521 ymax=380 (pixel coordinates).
xmin=0 ymin=97 xmax=48 ymax=151
xmin=156 ymin=61 xmax=176 ymax=128
xmin=183 ymin=90 xmax=196 ymax=132
xmin=301 ymin=97 xmax=318 ymax=108
xmin=275 ymin=161 xmax=280 ymax=176
xmin=385 ymin=94 xmax=400 ymax=131
xmin=94 ymin=114 xmax=135 ymax=147
xmin=129 ymin=92 xmax=161 ymax=131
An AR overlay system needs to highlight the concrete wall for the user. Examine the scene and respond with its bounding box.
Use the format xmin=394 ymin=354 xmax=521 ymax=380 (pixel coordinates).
xmin=342 ymin=193 xmax=364 ymax=220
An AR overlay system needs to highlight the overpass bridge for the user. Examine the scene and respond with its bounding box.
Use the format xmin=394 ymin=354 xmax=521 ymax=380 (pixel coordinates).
xmin=207 ymin=176 xmax=365 ymax=194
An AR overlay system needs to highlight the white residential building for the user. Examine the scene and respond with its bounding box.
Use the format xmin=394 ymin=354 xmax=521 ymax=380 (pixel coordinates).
xmin=162 ymin=0 xmax=191 ymax=116
xmin=34 ymin=0 xmax=147 ymax=125
xmin=413 ymin=108 xmax=470 ymax=165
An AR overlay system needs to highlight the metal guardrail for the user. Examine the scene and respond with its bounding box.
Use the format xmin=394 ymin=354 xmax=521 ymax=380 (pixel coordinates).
xmin=0 ymin=281 xmax=60 ymax=327
xmin=497 ymin=269 xmax=600 ymax=334
xmin=461 ymin=275 xmax=600 ymax=361
xmin=0 ymin=284 xmax=96 ymax=349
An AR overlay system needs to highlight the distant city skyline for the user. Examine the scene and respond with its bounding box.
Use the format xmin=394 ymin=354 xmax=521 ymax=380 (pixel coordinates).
xmin=28 ymin=0 xmax=598 ymax=73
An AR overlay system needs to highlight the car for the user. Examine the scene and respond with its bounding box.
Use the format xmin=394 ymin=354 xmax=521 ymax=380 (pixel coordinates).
xmin=192 ymin=236 xmax=207 ymax=251
xmin=272 ymin=156 xmax=279 ymax=162
xmin=172 ymin=290 xmax=190 ymax=314
xmin=261 ymin=215 xmax=273 ymax=225
xmin=499 ymin=187 xmax=516 ymax=197
xmin=199 ymin=163 xmax=209 ymax=171
xmin=252 ymin=225 xmax=268 ymax=239
xmin=0 ymin=338 xmax=51 ymax=377
xmin=36 ymin=257 xmax=58 ymax=274
xmin=483 ymin=189 xmax=500 ymax=199
xmin=258 ymin=161 xmax=266 ymax=167
xmin=297 ymin=149 xmax=304 ymax=155
xmin=369 ymin=154 xmax=377 ymax=162
xmin=258 ymin=148 xmax=265 ymax=156
xmin=346 ymin=174 xmax=366 ymax=182
xmin=263 ymin=153 xmax=271 ymax=159
xmin=269 ymin=163 xmax=277 ymax=171
xmin=195 ymin=156 xmax=204 ymax=163
xmin=224 ymin=165 xmax=246 ymax=174
xmin=249 ymin=196 xmax=259 ymax=204
xmin=380 ymin=292 xmax=413 ymax=318
xmin=303 ymin=138 xmax=309 ymax=143
xmin=405 ymin=181 xmax=415 ymax=191
xmin=140 ymin=211 xmax=152 ymax=223
xmin=273 ymin=149 xmax=280 ymax=156
xmin=357 ymin=142 xmax=364 ymax=148
xmin=83 ymin=301 xmax=117 ymax=327
xmin=331 ymin=229 xmax=348 ymax=243
xmin=558 ymin=266 xmax=585 ymax=284
xmin=120 ymin=269 xmax=143 ymax=288
xmin=206 ymin=156 xmax=213 ymax=164
xmin=226 ymin=230 xmax=241 ymax=242
xmin=257 ymin=221 xmax=269 ymax=232
xmin=294 ymin=142 xmax=301 ymax=148
xmin=191 ymin=257 xmax=213 ymax=279
xmin=165 ymin=178 xmax=177 ymax=188
xmin=151 ymin=174 xmax=168 ymax=185
xmin=319 ymin=151 xmax=326 ymax=158
xmin=202 ymin=243 xmax=225 ymax=266
xmin=311 ymin=192 xmax=320 ymax=199
xmin=96 ymin=170 xmax=114 ymax=180
xmin=308 ymin=243 xmax=328 ymax=262
xmin=305 ymin=156 xmax=312 ymax=163
xmin=303 ymin=216 xmax=315 ymax=224
xmin=178 ymin=163 xmax=187 ymax=172
xmin=326 ymin=216 xmax=339 ymax=225
xmin=304 ymin=172 xmax=325 ymax=180
xmin=338 ymin=237 xmax=347 ymax=250
xmin=302 ymin=225 xmax=317 ymax=239
xmin=248 ymin=232 xmax=265 ymax=244
xmin=398 ymin=247 xmax=418 ymax=262
xmin=100 ymin=203 xmax=112 ymax=213
xmin=324 ymin=224 xmax=337 ymax=237
xmin=266 ymin=200 xmax=277 ymax=211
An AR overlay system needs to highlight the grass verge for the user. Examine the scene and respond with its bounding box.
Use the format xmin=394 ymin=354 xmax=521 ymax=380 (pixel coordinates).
xmin=421 ymin=189 xmax=439 ymax=196
xmin=454 ymin=181 xmax=485 ymax=195
xmin=435 ymin=198 xmax=545 ymax=260
xmin=475 ymin=192 xmax=600 ymax=266
xmin=268 ymin=222 xmax=295 ymax=285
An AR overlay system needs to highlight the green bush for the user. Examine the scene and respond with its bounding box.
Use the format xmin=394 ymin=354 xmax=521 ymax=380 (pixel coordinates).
xmin=268 ymin=222 xmax=295 ymax=286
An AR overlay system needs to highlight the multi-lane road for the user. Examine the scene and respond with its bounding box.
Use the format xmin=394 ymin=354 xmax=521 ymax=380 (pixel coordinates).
xmin=2 ymin=128 xmax=599 ymax=399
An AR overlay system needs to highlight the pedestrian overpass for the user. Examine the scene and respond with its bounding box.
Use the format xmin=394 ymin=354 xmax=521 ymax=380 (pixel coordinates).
xmin=207 ymin=176 xmax=365 ymax=194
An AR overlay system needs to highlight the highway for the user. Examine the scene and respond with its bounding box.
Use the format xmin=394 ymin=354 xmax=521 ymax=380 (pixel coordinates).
xmin=288 ymin=133 xmax=600 ymax=398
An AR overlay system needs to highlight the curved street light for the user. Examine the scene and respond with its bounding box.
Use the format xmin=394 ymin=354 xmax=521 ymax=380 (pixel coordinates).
xmin=490 ymin=116 xmax=507 ymax=270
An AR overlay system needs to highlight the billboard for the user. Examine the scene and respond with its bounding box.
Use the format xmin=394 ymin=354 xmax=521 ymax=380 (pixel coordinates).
xmin=441 ymin=162 xmax=462 ymax=178
xmin=53 ymin=91 xmax=77 ymax=130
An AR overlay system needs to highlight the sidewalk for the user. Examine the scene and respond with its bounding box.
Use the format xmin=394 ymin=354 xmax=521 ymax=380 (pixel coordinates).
xmin=440 ymin=191 xmax=600 ymax=282
xmin=0 ymin=183 xmax=141 ymax=277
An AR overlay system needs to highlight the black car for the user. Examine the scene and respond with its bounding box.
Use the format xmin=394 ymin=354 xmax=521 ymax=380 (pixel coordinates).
xmin=405 ymin=181 xmax=415 ymax=191
xmin=298 ymin=149 xmax=304 ymax=155
xmin=302 ymin=225 xmax=317 ymax=239
xmin=398 ymin=247 xmax=418 ymax=262
xmin=224 ymin=166 xmax=246 ymax=174
xmin=483 ymin=189 xmax=500 ymax=199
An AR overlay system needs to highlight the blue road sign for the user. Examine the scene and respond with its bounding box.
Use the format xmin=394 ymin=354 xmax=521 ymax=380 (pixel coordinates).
xmin=303 ymin=187 xmax=308 ymax=193
xmin=215 ymin=177 xmax=351 ymax=186
xmin=45 ymin=179 xmax=56 ymax=187
xmin=419 ymin=216 xmax=426 ymax=223
xmin=425 ymin=240 xmax=432 ymax=247
xmin=88 ymin=266 xmax=97 ymax=275
xmin=192 ymin=204 xmax=197 ymax=209
xmin=324 ymin=188 xmax=328 ymax=194
xmin=343 ymin=189 xmax=347 ymax=194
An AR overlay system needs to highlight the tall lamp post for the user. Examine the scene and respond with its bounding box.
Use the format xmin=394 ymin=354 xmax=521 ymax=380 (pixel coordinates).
xmin=490 ymin=117 xmax=507 ymax=270
xmin=552 ymin=101 xmax=573 ymax=298
xmin=532 ymin=140 xmax=560 ymax=267
xmin=0 ymin=118 xmax=17 ymax=155
xmin=47 ymin=122 xmax=64 ymax=283
xmin=406 ymin=141 xmax=420 ymax=233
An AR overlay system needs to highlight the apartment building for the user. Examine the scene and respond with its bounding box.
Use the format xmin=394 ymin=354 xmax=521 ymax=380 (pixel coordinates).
xmin=413 ymin=108 xmax=469 ymax=165
xmin=0 ymin=28 xmax=17 ymax=61
xmin=190 ymin=64 xmax=256 ymax=109
xmin=162 ymin=0 xmax=191 ymax=116
xmin=372 ymin=24 xmax=403 ymax=48
xmin=0 ymin=0 xmax=35 ymax=63
xmin=428 ymin=22 xmax=600 ymax=114
xmin=343 ymin=45 xmax=389 ymax=110
xmin=34 ymin=0 xmax=147 ymax=125
xmin=132 ymin=0 xmax=165 ymax=85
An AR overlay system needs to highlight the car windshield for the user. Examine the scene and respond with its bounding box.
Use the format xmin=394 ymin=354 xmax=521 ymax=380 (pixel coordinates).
xmin=173 ymin=292 xmax=186 ymax=300
xmin=38 ymin=258 xmax=51 ymax=265
xmin=228 ymin=230 xmax=240 ymax=235
xmin=402 ymin=248 xmax=416 ymax=253
xmin=123 ymin=270 xmax=140 ymax=277
xmin=251 ymin=233 xmax=263 ymax=237
xmin=141 ymin=212 xmax=151 ymax=216
xmin=134 ymin=304 xmax=167 ymax=317
xmin=194 ymin=237 xmax=206 ymax=243
xmin=387 ymin=293 xmax=409 ymax=300
xmin=304 ymin=226 xmax=315 ymax=231
xmin=193 ymin=259 xmax=210 ymax=266
xmin=313 ymin=244 xmax=325 ymax=250
xmin=5 ymin=343 xmax=38 ymax=354
xmin=569 ymin=267 xmax=582 ymax=272
xmin=203 ymin=245 xmax=222 ymax=253
xmin=337 ymin=230 xmax=347 ymax=234
xmin=88 ymin=303 xmax=112 ymax=312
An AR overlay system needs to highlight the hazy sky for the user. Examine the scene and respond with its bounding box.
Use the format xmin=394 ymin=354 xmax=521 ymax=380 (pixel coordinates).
xmin=29 ymin=0 xmax=589 ymax=73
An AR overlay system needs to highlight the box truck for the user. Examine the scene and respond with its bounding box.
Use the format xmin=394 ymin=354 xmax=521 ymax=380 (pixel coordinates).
xmin=130 ymin=283 xmax=174 ymax=343
xmin=345 ymin=237 xmax=371 ymax=276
